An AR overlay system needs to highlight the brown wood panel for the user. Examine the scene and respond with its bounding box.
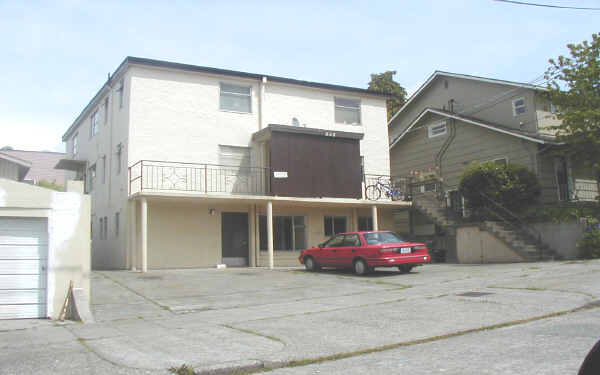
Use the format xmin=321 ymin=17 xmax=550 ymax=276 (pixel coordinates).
xmin=270 ymin=131 xmax=362 ymax=198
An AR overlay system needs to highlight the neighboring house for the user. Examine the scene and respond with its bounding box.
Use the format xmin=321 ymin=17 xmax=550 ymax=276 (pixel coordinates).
xmin=389 ymin=71 xmax=598 ymax=209
xmin=2 ymin=149 xmax=70 ymax=186
xmin=0 ymin=179 xmax=91 ymax=319
xmin=387 ymin=71 xmax=597 ymax=262
xmin=0 ymin=151 xmax=31 ymax=181
xmin=60 ymin=56 xmax=407 ymax=271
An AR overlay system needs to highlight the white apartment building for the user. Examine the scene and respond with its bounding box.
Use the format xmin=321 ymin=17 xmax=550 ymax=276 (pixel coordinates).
xmin=61 ymin=57 xmax=409 ymax=271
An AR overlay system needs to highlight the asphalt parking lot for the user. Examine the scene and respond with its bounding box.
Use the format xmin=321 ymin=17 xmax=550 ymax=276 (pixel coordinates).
xmin=1 ymin=261 xmax=599 ymax=374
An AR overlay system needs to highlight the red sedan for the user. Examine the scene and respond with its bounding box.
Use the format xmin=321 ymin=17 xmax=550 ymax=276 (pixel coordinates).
xmin=299 ymin=231 xmax=430 ymax=275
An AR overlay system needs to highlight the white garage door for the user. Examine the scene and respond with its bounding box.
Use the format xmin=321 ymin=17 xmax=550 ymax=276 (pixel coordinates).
xmin=0 ymin=218 xmax=48 ymax=319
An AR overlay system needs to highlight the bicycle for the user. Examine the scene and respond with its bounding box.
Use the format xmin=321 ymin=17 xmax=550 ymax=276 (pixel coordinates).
xmin=365 ymin=176 xmax=407 ymax=201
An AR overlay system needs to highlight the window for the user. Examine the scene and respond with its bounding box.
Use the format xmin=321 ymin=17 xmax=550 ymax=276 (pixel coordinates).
xmin=103 ymin=216 xmax=108 ymax=240
xmin=219 ymin=145 xmax=251 ymax=167
xmin=335 ymin=97 xmax=361 ymax=125
xmin=344 ymin=233 xmax=361 ymax=247
xmin=98 ymin=217 xmax=103 ymax=239
xmin=104 ymin=97 xmax=109 ymax=124
xmin=101 ymin=155 xmax=106 ymax=184
xmin=324 ymin=216 xmax=347 ymax=236
xmin=87 ymin=164 xmax=96 ymax=192
xmin=115 ymin=212 xmax=119 ymax=238
xmin=364 ymin=231 xmax=406 ymax=245
xmin=512 ymin=97 xmax=527 ymax=116
xmin=493 ymin=157 xmax=508 ymax=167
xmin=323 ymin=234 xmax=345 ymax=248
xmin=259 ymin=215 xmax=306 ymax=251
xmin=72 ymin=133 xmax=78 ymax=156
xmin=428 ymin=121 xmax=447 ymax=138
xmin=115 ymin=143 xmax=123 ymax=175
xmin=118 ymin=79 xmax=124 ymax=108
xmin=90 ymin=110 xmax=99 ymax=138
xmin=220 ymin=83 xmax=251 ymax=113
xmin=358 ymin=216 xmax=373 ymax=231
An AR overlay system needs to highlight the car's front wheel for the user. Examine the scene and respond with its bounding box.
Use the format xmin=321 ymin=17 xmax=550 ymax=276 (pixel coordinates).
xmin=354 ymin=259 xmax=370 ymax=276
xmin=304 ymin=256 xmax=319 ymax=272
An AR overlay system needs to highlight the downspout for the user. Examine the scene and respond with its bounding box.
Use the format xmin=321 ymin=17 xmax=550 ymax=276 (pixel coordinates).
xmin=259 ymin=76 xmax=267 ymax=130
xmin=435 ymin=100 xmax=457 ymax=194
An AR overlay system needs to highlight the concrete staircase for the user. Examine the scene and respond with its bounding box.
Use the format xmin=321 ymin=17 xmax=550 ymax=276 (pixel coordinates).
xmin=412 ymin=192 xmax=555 ymax=262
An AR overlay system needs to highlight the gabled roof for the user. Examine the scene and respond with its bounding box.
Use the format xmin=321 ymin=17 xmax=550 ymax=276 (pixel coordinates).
xmin=62 ymin=56 xmax=390 ymax=141
xmin=389 ymin=108 xmax=559 ymax=149
xmin=0 ymin=151 xmax=32 ymax=168
xmin=387 ymin=71 xmax=547 ymax=127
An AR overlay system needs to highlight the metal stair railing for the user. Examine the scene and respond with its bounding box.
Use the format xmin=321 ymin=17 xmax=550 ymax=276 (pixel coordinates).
xmin=478 ymin=192 xmax=545 ymax=259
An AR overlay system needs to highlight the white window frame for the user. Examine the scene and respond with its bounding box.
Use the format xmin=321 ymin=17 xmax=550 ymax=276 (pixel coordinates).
xmin=87 ymin=164 xmax=96 ymax=192
xmin=334 ymin=97 xmax=361 ymax=125
xmin=90 ymin=110 xmax=99 ymax=138
xmin=72 ymin=133 xmax=78 ymax=156
xmin=219 ymin=82 xmax=252 ymax=113
xmin=115 ymin=143 xmax=123 ymax=175
xmin=512 ymin=97 xmax=527 ymax=116
xmin=428 ymin=120 xmax=447 ymax=138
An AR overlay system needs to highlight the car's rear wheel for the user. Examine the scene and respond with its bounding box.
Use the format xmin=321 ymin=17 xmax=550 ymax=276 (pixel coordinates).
xmin=304 ymin=256 xmax=319 ymax=272
xmin=365 ymin=185 xmax=381 ymax=201
xmin=398 ymin=265 xmax=414 ymax=274
xmin=354 ymin=259 xmax=369 ymax=276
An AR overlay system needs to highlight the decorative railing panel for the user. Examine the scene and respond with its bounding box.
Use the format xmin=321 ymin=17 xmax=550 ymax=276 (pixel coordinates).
xmin=129 ymin=160 xmax=271 ymax=196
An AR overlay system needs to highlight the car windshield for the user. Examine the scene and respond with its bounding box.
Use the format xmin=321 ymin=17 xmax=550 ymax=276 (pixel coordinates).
xmin=363 ymin=232 xmax=406 ymax=245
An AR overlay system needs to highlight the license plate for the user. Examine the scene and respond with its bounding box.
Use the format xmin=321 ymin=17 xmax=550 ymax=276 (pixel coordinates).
xmin=400 ymin=247 xmax=412 ymax=254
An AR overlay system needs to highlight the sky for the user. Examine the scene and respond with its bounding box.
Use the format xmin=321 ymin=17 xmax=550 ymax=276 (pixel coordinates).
xmin=1 ymin=0 xmax=598 ymax=153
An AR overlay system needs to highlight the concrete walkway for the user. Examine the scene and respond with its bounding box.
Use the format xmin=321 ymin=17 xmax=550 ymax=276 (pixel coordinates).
xmin=1 ymin=261 xmax=599 ymax=374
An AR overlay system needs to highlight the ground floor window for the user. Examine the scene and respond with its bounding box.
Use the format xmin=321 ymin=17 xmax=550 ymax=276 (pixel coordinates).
xmin=259 ymin=215 xmax=306 ymax=251
xmin=324 ymin=216 xmax=347 ymax=236
xmin=358 ymin=216 xmax=373 ymax=231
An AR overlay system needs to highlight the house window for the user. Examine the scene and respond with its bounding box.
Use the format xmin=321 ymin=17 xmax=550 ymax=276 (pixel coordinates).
xmin=335 ymin=97 xmax=361 ymax=125
xmin=115 ymin=143 xmax=123 ymax=175
xmin=259 ymin=215 xmax=306 ymax=251
xmin=422 ymin=182 xmax=437 ymax=192
xmin=118 ymin=79 xmax=124 ymax=108
xmin=104 ymin=97 xmax=109 ymax=124
xmin=90 ymin=110 xmax=99 ymax=138
xmin=87 ymin=164 xmax=96 ymax=192
xmin=428 ymin=121 xmax=447 ymax=138
xmin=115 ymin=212 xmax=119 ymax=238
xmin=358 ymin=216 xmax=373 ymax=231
xmin=98 ymin=217 xmax=103 ymax=239
xmin=493 ymin=157 xmax=508 ymax=167
xmin=324 ymin=216 xmax=347 ymax=236
xmin=101 ymin=155 xmax=106 ymax=184
xmin=512 ymin=97 xmax=527 ymax=116
xmin=72 ymin=133 xmax=78 ymax=156
xmin=220 ymin=83 xmax=251 ymax=113
xmin=103 ymin=216 xmax=108 ymax=240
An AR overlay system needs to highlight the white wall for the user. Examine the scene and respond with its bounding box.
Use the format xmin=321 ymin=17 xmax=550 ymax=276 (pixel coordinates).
xmin=0 ymin=178 xmax=91 ymax=319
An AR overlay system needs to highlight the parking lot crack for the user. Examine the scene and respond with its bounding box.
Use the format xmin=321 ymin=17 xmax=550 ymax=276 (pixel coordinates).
xmin=220 ymin=324 xmax=286 ymax=346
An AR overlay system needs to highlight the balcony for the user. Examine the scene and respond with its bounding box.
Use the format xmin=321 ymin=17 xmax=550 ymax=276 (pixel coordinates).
xmin=129 ymin=160 xmax=271 ymax=196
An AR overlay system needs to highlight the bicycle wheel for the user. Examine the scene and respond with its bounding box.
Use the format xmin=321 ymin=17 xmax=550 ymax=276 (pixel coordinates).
xmin=365 ymin=185 xmax=381 ymax=201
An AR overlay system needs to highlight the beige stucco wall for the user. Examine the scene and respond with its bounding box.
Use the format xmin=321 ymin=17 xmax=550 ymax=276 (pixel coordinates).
xmin=456 ymin=225 xmax=523 ymax=264
xmin=0 ymin=178 xmax=91 ymax=319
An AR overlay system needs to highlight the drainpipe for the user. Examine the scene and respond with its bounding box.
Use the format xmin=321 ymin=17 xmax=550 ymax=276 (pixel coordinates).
xmin=259 ymin=76 xmax=267 ymax=130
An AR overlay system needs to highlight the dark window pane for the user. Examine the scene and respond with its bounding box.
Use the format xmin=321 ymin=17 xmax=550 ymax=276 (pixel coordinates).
xmin=358 ymin=217 xmax=373 ymax=231
xmin=259 ymin=215 xmax=266 ymax=251
xmin=324 ymin=216 xmax=333 ymax=236
xmin=333 ymin=217 xmax=347 ymax=234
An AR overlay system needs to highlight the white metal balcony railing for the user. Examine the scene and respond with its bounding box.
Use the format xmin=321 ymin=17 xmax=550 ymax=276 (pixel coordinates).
xmin=128 ymin=160 xmax=271 ymax=196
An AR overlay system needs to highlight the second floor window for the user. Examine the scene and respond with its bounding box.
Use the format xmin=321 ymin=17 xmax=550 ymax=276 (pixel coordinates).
xmin=72 ymin=133 xmax=78 ymax=156
xmin=220 ymin=83 xmax=251 ymax=113
xmin=335 ymin=97 xmax=361 ymax=125
xmin=87 ymin=164 xmax=96 ymax=192
xmin=90 ymin=110 xmax=99 ymax=138
xmin=115 ymin=143 xmax=123 ymax=175
xmin=512 ymin=97 xmax=527 ymax=116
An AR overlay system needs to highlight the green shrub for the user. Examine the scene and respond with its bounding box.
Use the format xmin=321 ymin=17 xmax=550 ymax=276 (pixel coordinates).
xmin=458 ymin=162 xmax=541 ymax=216
xmin=169 ymin=364 xmax=196 ymax=375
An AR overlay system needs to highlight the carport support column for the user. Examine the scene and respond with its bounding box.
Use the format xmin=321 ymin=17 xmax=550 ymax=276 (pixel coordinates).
xmin=129 ymin=200 xmax=137 ymax=271
xmin=141 ymin=197 xmax=148 ymax=273
xmin=371 ymin=205 xmax=378 ymax=231
xmin=267 ymin=200 xmax=274 ymax=269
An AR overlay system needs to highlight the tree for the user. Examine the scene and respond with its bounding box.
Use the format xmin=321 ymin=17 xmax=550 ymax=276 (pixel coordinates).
xmin=544 ymin=32 xmax=600 ymax=175
xmin=458 ymin=161 xmax=541 ymax=216
xmin=36 ymin=179 xmax=65 ymax=192
xmin=1 ymin=146 xmax=14 ymax=151
xmin=368 ymin=71 xmax=407 ymax=121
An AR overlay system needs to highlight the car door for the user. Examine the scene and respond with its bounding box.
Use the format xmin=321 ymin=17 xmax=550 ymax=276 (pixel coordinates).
xmin=339 ymin=233 xmax=362 ymax=266
xmin=321 ymin=234 xmax=345 ymax=266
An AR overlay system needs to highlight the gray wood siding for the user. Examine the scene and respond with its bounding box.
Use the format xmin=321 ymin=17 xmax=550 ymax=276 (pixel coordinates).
xmin=391 ymin=119 xmax=538 ymax=191
xmin=390 ymin=76 xmax=539 ymax=142
xmin=0 ymin=159 xmax=20 ymax=181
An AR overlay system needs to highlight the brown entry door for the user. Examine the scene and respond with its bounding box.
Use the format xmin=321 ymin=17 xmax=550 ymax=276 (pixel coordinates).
xmin=221 ymin=212 xmax=249 ymax=266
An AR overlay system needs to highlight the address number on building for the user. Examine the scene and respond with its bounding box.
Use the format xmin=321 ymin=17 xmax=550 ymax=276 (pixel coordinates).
xmin=273 ymin=171 xmax=288 ymax=178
